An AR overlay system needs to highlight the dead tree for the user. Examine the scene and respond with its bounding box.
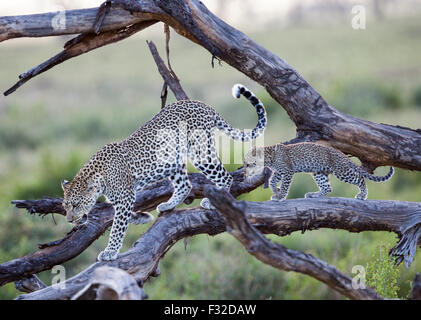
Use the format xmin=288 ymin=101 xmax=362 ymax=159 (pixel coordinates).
xmin=1 ymin=0 xmax=420 ymax=300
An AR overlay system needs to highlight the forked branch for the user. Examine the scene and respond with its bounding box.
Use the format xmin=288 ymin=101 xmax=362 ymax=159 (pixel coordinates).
xmin=1 ymin=0 xmax=421 ymax=300
xmin=204 ymin=187 xmax=382 ymax=300
xmin=0 ymin=169 xmax=265 ymax=287
xmin=147 ymin=40 xmax=189 ymax=101
xmin=71 ymin=266 xmax=146 ymax=300
xmin=8 ymin=194 xmax=421 ymax=299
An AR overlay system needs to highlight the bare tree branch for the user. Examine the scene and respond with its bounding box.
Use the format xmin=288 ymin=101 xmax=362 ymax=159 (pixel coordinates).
xmin=0 ymin=203 xmax=114 ymax=287
xmin=15 ymin=207 xmax=226 ymax=300
xmin=0 ymin=6 xmax=156 ymax=41
xmin=0 ymin=169 xmax=265 ymax=287
xmin=204 ymin=186 xmax=382 ymax=300
xmin=4 ymin=20 xmax=157 ymax=96
xmin=163 ymin=24 xmax=176 ymax=78
xmin=14 ymin=275 xmax=46 ymax=294
xmin=1 ymin=0 xmax=420 ymax=300
xmin=2 ymin=0 xmax=421 ymax=170
xmin=71 ymin=266 xmax=146 ymax=300
xmin=147 ymin=40 xmax=189 ymax=100
xmin=10 ymin=195 xmax=421 ymax=300
xmin=93 ymin=0 xmax=112 ymax=34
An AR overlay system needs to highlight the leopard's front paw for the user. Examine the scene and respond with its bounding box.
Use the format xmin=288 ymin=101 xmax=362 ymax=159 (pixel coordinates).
xmin=355 ymin=193 xmax=367 ymax=200
xmin=97 ymin=249 xmax=118 ymax=262
xmin=200 ymin=198 xmax=215 ymax=210
xmin=271 ymin=195 xmax=285 ymax=202
xmin=156 ymin=202 xmax=176 ymax=214
xmin=305 ymin=192 xmax=322 ymax=199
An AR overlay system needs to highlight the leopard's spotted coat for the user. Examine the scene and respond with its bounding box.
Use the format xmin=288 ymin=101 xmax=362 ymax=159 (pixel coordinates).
xmin=243 ymin=142 xmax=394 ymax=201
xmin=62 ymin=84 xmax=266 ymax=261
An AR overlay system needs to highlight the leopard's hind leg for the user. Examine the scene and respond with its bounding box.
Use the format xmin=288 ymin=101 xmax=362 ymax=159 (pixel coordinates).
xmin=156 ymin=124 xmax=192 ymax=213
xmin=270 ymin=171 xmax=293 ymax=201
xmin=334 ymin=169 xmax=367 ymax=200
xmin=305 ymin=173 xmax=332 ymax=198
xmin=354 ymin=177 xmax=367 ymax=200
xmin=156 ymin=163 xmax=192 ymax=213
xmin=188 ymin=133 xmax=232 ymax=210
xmin=197 ymin=161 xmax=233 ymax=210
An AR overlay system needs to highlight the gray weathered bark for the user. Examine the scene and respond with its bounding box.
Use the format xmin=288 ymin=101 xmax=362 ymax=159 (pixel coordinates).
xmin=14 ymin=275 xmax=46 ymax=294
xmin=0 ymin=169 xmax=265 ymax=287
xmin=1 ymin=0 xmax=420 ymax=300
xmin=204 ymin=187 xmax=382 ymax=300
xmin=11 ymin=195 xmax=421 ymax=300
xmin=71 ymin=266 xmax=146 ymax=300
xmin=2 ymin=0 xmax=421 ymax=170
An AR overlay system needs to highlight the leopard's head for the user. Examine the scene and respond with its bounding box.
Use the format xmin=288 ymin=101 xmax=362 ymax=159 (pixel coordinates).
xmin=243 ymin=146 xmax=265 ymax=178
xmin=61 ymin=176 xmax=101 ymax=224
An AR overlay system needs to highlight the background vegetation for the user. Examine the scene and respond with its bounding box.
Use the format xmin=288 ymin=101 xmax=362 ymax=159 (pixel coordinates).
xmin=0 ymin=3 xmax=420 ymax=299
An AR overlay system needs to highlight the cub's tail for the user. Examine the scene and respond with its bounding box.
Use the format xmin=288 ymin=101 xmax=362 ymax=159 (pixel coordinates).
xmin=215 ymin=84 xmax=267 ymax=142
xmin=358 ymin=166 xmax=394 ymax=182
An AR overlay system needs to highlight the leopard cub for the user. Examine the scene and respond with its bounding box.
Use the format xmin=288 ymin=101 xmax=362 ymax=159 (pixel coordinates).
xmin=243 ymin=142 xmax=394 ymax=201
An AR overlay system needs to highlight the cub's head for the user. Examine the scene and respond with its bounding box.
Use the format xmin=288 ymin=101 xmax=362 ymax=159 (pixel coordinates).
xmin=243 ymin=146 xmax=265 ymax=178
xmin=61 ymin=176 xmax=100 ymax=224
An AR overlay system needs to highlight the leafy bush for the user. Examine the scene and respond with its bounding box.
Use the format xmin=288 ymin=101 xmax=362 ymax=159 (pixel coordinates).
xmin=366 ymin=244 xmax=401 ymax=299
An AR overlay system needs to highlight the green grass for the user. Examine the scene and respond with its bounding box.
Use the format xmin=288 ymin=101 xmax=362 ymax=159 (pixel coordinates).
xmin=0 ymin=15 xmax=421 ymax=299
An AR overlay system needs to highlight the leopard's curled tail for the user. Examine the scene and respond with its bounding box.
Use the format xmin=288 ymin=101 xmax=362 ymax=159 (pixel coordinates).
xmin=356 ymin=165 xmax=394 ymax=182
xmin=215 ymin=84 xmax=267 ymax=142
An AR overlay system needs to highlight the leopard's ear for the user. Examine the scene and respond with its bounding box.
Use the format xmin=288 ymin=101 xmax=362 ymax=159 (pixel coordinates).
xmin=251 ymin=146 xmax=257 ymax=157
xmin=274 ymin=144 xmax=282 ymax=152
xmin=61 ymin=179 xmax=69 ymax=191
xmin=253 ymin=147 xmax=264 ymax=157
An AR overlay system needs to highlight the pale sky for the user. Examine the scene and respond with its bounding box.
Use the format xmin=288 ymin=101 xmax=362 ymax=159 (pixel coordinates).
xmin=0 ymin=0 xmax=295 ymax=35
xmin=1 ymin=0 xmax=419 ymax=32
xmin=0 ymin=0 xmax=292 ymax=15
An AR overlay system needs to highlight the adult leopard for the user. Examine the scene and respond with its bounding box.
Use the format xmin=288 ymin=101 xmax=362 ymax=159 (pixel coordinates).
xmin=61 ymin=84 xmax=266 ymax=261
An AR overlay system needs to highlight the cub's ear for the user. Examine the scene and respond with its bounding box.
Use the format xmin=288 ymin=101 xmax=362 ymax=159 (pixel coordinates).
xmin=250 ymin=146 xmax=257 ymax=156
xmin=273 ymin=144 xmax=281 ymax=152
xmin=255 ymin=147 xmax=264 ymax=157
xmin=61 ymin=179 xmax=69 ymax=191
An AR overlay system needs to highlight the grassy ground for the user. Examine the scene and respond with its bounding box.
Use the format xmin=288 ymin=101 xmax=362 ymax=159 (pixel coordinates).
xmin=0 ymin=15 xmax=420 ymax=299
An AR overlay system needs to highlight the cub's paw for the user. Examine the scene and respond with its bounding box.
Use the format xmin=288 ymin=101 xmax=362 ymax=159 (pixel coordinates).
xmin=200 ymin=198 xmax=215 ymax=210
xmin=156 ymin=202 xmax=176 ymax=214
xmin=305 ymin=192 xmax=322 ymax=199
xmin=271 ymin=195 xmax=285 ymax=202
xmin=97 ymin=249 xmax=118 ymax=262
xmin=355 ymin=194 xmax=367 ymax=201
